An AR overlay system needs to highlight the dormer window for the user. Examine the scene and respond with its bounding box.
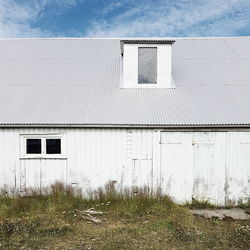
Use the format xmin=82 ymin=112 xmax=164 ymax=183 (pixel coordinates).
xmin=120 ymin=40 xmax=175 ymax=89
xmin=138 ymin=47 xmax=157 ymax=84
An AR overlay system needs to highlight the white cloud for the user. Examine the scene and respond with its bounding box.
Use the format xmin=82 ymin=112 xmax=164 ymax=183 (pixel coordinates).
xmin=0 ymin=0 xmax=249 ymax=38
xmin=0 ymin=0 xmax=79 ymax=37
xmin=86 ymin=0 xmax=250 ymax=37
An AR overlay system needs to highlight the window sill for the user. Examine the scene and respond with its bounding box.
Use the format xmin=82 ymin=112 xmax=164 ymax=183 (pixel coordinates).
xmin=138 ymin=82 xmax=157 ymax=84
xmin=20 ymin=156 xmax=67 ymax=160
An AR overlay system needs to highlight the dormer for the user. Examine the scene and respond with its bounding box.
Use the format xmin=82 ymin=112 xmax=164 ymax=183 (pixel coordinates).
xmin=120 ymin=39 xmax=175 ymax=89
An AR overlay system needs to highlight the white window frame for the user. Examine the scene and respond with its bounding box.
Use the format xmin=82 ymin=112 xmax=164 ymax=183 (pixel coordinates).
xmin=20 ymin=133 xmax=66 ymax=159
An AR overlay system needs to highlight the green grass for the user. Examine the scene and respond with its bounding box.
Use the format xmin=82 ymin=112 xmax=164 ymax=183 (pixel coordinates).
xmin=184 ymin=198 xmax=216 ymax=209
xmin=239 ymin=200 xmax=250 ymax=214
xmin=0 ymin=183 xmax=249 ymax=249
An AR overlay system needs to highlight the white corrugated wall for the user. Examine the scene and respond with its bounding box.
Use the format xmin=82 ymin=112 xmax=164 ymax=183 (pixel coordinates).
xmin=0 ymin=128 xmax=249 ymax=206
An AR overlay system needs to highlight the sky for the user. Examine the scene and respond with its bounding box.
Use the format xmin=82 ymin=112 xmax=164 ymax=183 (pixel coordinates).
xmin=0 ymin=0 xmax=250 ymax=38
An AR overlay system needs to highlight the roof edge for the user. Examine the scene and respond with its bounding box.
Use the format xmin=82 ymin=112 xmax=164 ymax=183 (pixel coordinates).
xmin=120 ymin=39 xmax=175 ymax=44
xmin=0 ymin=124 xmax=250 ymax=129
xmin=120 ymin=39 xmax=175 ymax=54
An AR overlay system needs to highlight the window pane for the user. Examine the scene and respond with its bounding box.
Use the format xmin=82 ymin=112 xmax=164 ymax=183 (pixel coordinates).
xmin=138 ymin=47 xmax=157 ymax=84
xmin=26 ymin=139 xmax=41 ymax=154
xmin=46 ymin=139 xmax=61 ymax=154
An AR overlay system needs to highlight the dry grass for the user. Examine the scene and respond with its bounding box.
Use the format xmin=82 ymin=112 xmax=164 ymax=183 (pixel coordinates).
xmin=0 ymin=182 xmax=249 ymax=249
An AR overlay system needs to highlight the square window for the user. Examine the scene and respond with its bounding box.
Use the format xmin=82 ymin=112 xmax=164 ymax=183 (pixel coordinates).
xmin=26 ymin=139 xmax=42 ymax=154
xmin=46 ymin=139 xmax=61 ymax=154
xmin=138 ymin=47 xmax=157 ymax=84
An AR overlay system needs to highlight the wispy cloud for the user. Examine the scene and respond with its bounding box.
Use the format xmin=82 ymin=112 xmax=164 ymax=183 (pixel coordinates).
xmin=0 ymin=0 xmax=249 ymax=38
xmin=0 ymin=0 xmax=79 ymax=37
xmin=86 ymin=0 xmax=250 ymax=37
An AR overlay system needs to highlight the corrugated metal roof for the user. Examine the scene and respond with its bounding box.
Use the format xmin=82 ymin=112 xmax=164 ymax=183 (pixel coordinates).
xmin=0 ymin=37 xmax=249 ymax=127
xmin=120 ymin=39 xmax=175 ymax=54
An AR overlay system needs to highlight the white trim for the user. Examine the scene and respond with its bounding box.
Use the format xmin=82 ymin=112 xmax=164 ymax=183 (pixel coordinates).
xmin=19 ymin=157 xmax=67 ymax=160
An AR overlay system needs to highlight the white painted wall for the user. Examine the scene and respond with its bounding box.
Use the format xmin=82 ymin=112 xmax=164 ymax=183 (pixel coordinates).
xmin=122 ymin=44 xmax=174 ymax=88
xmin=0 ymin=128 xmax=249 ymax=206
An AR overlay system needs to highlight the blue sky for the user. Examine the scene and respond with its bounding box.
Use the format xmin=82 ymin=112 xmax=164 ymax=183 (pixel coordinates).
xmin=0 ymin=0 xmax=250 ymax=37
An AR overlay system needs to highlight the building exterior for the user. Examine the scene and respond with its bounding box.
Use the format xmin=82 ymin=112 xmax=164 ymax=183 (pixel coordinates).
xmin=0 ymin=37 xmax=249 ymax=206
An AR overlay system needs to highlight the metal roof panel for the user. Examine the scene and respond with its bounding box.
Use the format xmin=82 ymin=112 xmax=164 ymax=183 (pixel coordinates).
xmin=0 ymin=37 xmax=249 ymax=126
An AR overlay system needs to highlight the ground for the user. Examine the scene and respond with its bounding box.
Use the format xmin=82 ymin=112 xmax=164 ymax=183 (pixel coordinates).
xmin=0 ymin=185 xmax=249 ymax=249
xmin=191 ymin=208 xmax=250 ymax=220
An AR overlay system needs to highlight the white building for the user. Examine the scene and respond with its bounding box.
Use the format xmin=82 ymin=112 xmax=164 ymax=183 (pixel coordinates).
xmin=0 ymin=37 xmax=249 ymax=206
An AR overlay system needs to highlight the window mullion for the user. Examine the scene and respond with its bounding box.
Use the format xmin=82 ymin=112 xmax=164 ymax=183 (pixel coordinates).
xmin=42 ymin=138 xmax=46 ymax=156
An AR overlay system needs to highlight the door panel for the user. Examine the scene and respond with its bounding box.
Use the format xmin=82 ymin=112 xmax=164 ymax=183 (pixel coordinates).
xmin=226 ymin=132 xmax=250 ymax=205
xmin=160 ymin=132 xmax=226 ymax=205
xmin=192 ymin=132 xmax=226 ymax=205
xmin=41 ymin=159 xmax=67 ymax=188
xmin=160 ymin=132 xmax=193 ymax=202
xmin=20 ymin=159 xmax=41 ymax=191
xmin=20 ymin=159 xmax=67 ymax=193
xmin=129 ymin=131 xmax=154 ymax=192
xmin=132 ymin=159 xmax=153 ymax=190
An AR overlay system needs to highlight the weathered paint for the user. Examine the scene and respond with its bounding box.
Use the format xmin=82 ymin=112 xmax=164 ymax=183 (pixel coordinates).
xmin=0 ymin=128 xmax=249 ymax=206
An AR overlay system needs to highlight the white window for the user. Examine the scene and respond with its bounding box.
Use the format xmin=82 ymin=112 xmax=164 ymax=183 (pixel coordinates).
xmin=138 ymin=47 xmax=157 ymax=84
xmin=121 ymin=40 xmax=175 ymax=89
xmin=20 ymin=134 xmax=66 ymax=159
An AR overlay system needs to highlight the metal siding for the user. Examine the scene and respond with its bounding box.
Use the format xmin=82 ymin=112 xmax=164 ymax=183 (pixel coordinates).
xmin=0 ymin=37 xmax=249 ymax=126
xmin=226 ymin=132 xmax=250 ymax=205
xmin=41 ymin=159 xmax=67 ymax=188
xmin=160 ymin=132 xmax=193 ymax=202
xmin=66 ymin=128 xmax=128 ymax=191
xmin=130 ymin=130 xmax=154 ymax=190
xmin=0 ymin=128 xmax=249 ymax=205
xmin=0 ymin=129 xmax=19 ymax=192
xmin=0 ymin=39 xmax=119 ymax=60
xmin=192 ymin=132 xmax=226 ymax=205
xmin=223 ymin=37 xmax=250 ymax=59
xmin=0 ymin=85 xmax=249 ymax=126
xmin=21 ymin=159 xmax=41 ymax=191
xmin=172 ymin=39 xmax=239 ymax=59
xmin=0 ymin=60 xmax=120 ymax=86
xmin=172 ymin=60 xmax=250 ymax=86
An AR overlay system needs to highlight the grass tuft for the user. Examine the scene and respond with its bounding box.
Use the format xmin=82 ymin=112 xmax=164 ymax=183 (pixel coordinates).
xmin=184 ymin=198 xmax=217 ymax=209
xmin=0 ymin=182 xmax=249 ymax=249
